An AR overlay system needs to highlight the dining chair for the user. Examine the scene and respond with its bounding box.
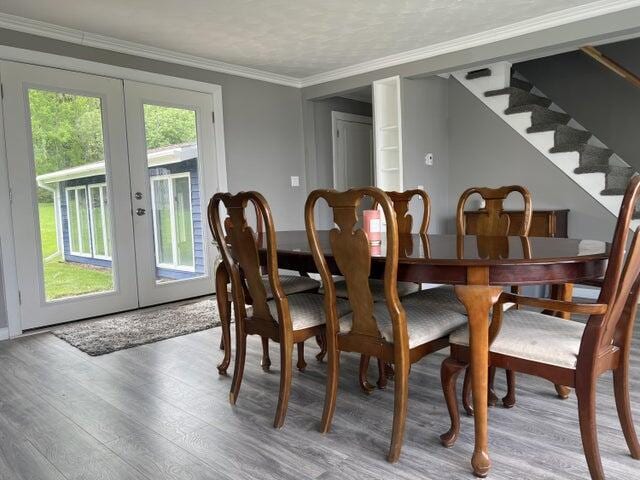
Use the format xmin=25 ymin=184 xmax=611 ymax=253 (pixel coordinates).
xmin=330 ymin=189 xmax=430 ymax=302
xmin=211 ymin=194 xmax=321 ymax=375
xmin=305 ymin=187 xmax=468 ymax=462
xmin=407 ymin=185 xmax=532 ymax=411
xmin=209 ymin=191 xmax=350 ymax=428
xmin=440 ymin=175 xmax=640 ymax=480
xmin=350 ymin=189 xmax=443 ymax=392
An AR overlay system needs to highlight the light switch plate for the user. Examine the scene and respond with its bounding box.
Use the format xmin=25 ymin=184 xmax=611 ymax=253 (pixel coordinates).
xmin=290 ymin=176 xmax=300 ymax=187
xmin=425 ymin=153 xmax=434 ymax=166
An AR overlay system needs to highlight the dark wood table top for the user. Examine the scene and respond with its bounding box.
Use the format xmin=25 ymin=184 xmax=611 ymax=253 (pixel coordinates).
xmin=258 ymin=231 xmax=609 ymax=286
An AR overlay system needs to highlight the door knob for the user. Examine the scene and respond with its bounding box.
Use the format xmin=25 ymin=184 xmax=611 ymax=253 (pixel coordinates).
xmin=136 ymin=208 xmax=146 ymax=216
xmin=134 ymin=192 xmax=143 ymax=200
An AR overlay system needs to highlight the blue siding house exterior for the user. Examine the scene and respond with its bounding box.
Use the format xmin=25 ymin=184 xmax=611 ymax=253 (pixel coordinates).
xmin=37 ymin=143 xmax=203 ymax=281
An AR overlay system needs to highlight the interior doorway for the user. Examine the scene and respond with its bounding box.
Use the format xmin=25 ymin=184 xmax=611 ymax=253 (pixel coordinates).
xmin=331 ymin=111 xmax=373 ymax=190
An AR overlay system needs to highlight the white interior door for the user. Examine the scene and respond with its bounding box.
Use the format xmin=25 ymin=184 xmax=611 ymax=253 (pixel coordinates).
xmin=1 ymin=61 xmax=138 ymax=329
xmin=124 ymin=81 xmax=219 ymax=307
xmin=332 ymin=112 xmax=373 ymax=189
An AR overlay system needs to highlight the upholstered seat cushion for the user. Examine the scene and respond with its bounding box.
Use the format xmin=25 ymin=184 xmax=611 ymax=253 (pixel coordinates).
xmin=449 ymin=309 xmax=586 ymax=369
xmin=227 ymin=274 xmax=320 ymax=300
xmin=339 ymin=301 xmax=467 ymax=348
xmin=401 ymin=285 xmax=467 ymax=315
xmin=267 ymin=293 xmax=351 ymax=331
xmin=330 ymin=278 xmax=420 ymax=302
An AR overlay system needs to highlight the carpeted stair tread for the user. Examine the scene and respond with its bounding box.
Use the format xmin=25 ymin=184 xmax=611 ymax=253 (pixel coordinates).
xmin=550 ymin=143 xmax=612 ymax=156
xmin=510 ymin=77 xmax=533 ymax=92
xmin=575 ymin=165 xmax=635 ymax=191
xmin=602 ymin=188 xmax=633 ymax=196
xmin=466 ymin=68 xmax=491 ymax=80
xmin=574 ymin=165 xmax=633 ymax=175
xmin=527 ymin=123 xmax=592 ymax=145
xmin=485 ymin=87 xmax=551 ymax=108
xmin=504 ymin=104 xmax=571 ymax=125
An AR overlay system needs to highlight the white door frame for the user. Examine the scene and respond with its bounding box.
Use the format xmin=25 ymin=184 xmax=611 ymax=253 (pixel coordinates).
xmin=331 ymin=111 xmax=373 ymax=189
xmin=0 ymin=45 xmax=228 ymax=337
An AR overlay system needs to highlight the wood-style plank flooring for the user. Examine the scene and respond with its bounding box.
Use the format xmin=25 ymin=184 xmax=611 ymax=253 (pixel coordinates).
xmin=0 ymin=305 xmax=639 ymax=479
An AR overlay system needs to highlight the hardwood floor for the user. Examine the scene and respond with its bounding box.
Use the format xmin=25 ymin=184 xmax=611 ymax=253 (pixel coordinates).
xmin=0 ymin=308 xmax=639 ymax=479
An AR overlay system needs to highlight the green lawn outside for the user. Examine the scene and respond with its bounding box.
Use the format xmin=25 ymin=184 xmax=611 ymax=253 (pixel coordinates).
xmin=38 ymin=201 xmax=113 ymax=300
xmin=39 ymin=202 xmax=58 ymax=258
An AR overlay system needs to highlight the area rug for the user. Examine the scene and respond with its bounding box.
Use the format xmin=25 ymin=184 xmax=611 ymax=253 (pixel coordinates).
xmin=52 ymin=297 xmax=220 ymax=356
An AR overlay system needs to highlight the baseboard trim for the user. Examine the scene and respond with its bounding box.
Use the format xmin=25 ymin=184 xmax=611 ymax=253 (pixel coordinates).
xmin=0 ymin=327 xmax=9 ymax=341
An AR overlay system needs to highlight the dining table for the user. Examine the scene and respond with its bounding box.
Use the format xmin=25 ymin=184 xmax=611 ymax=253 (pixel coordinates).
xmin=216 ymin=231 xmax=609 ymax=477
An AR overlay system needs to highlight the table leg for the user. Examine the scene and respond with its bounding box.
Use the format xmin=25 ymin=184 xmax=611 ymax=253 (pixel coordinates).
xmin=550 ymin=283 xmax=574 ymax=399
xmin=455 ymin=282 xmax=503 ymax=478
xmin=215 ymin=262 xmax=232 ymax=375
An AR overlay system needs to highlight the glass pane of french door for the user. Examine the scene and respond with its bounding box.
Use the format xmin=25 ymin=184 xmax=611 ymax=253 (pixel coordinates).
xmin=1 ymin=61 xmax=138 ymax=330
xmin=27 ymin=87 xmax=118 ymax=302
xmin=125 ymin=81 xmax=219 ymax=307
xmin=143 ymin=103 xmax=200 ymax=282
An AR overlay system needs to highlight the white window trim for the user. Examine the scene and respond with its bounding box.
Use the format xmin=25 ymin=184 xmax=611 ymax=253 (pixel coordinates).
xmin=65 ymin=183 xmax=113 ymax=261
xmin=87 ymin=183 xmax=112 ymax=261
xmin=65 ymin=185 xmax=92 ymax=258
xmin=149 ymin=172 xmax=196 ymax=272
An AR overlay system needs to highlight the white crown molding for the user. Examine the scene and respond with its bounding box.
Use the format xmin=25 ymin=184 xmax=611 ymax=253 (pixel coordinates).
xmin=0 ymin=0 xmax=639 ymax=90
xmin=298 ymin=0 xmax=640 ymax=87
xmin=0 ymin=12 xmax=302 ymax=87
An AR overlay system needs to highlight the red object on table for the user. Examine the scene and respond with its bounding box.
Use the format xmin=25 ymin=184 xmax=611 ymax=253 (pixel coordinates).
xmin=363 ymin=209 xmax=381 ymax=245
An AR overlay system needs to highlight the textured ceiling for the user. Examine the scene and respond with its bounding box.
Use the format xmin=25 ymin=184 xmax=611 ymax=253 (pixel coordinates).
xmin=0 ymin=0 xmax=611 ymax=77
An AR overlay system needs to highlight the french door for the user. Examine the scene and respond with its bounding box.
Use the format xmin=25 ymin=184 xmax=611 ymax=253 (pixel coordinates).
xmin=124 ymin=81 xmax=218 ymax=306
xmin=1 ymin=61 xmax=221 ymax=329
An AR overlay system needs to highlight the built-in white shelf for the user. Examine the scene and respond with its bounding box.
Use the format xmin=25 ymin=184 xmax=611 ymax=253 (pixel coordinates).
xmin=373 ymin=76 xmax=403 ymax=192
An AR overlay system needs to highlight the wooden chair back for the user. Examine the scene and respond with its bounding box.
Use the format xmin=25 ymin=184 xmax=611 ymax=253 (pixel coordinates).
xmin=456 ymin=185 xmax=532 ymax=236
xmin=208 ymin=192 xmax=288 ymax=328
xmin=305 ymin=188 xmax=407 ymax=351
xmin=579 ymin=175 xmax=640 ymax=363
xmin=373 ymin=189 xmax=431 ymax=235
xmin=221 ymin=196 xmax=267 ymax=276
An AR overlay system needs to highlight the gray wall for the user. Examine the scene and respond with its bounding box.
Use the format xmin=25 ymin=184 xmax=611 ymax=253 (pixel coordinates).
xmin=401 ymin=77 xmax=450 ymax=233
xmin=516 ymin=48 xmax=640 ymax=172
xmin=448 ymin=78 xmax=616 ymax=241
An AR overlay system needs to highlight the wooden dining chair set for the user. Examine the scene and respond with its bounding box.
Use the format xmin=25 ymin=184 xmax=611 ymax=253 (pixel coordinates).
xmin=207 ymin=179 xmax=640 ymax=479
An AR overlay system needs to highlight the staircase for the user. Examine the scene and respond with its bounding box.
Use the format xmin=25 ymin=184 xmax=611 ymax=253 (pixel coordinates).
xmin=453 ymin=62 xmax=639 ymax=225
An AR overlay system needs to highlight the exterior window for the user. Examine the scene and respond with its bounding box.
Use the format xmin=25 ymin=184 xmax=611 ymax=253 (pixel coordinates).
xmin=88 ymin=184 xmax=111 ymax=259
xmin=65 ymin=184 xmax=112 ymax=260
xmin=150 ymin=173 xmax=194 ymax=271
xmin=66 ymin=186 xmax=91 ymax=256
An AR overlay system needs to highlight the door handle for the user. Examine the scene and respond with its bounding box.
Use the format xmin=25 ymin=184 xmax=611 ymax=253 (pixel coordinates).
xmin=136 ymin=208 xmax=146 ymax=216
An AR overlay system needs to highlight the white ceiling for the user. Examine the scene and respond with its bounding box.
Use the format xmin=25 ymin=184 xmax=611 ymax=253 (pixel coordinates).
xmin=0 ymin=0 xmax=632 ymax=82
